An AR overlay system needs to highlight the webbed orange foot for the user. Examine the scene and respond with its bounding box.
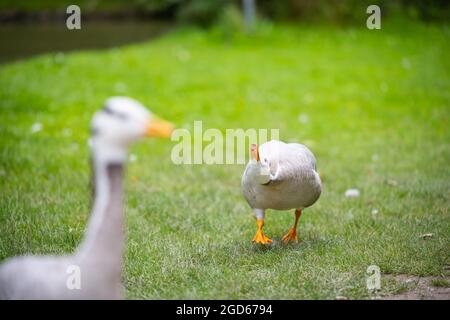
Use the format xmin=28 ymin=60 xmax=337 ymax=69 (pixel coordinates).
xmin=282 ymin=209 xmax=302 ymax=244
xmin=252 ymin=230 xmax=273 ymax=244
xmin=252 ymin=219 xmax=272 ymax=244
xmin=281 ymin=228 xmax=298 ymax=243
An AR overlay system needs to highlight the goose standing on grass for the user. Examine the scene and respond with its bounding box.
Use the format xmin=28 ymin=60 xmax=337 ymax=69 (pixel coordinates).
xmin=0 ymin=97 xmax=174 ymax=299
xmin=242 ymin=140 xmax=322 ymax=244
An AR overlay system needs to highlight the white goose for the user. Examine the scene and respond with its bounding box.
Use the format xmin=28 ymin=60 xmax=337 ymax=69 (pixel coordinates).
xmin=242 ymin=140 xmax=322 ymax=244
xmin=0 ymin=97 xmax=173 ymax=299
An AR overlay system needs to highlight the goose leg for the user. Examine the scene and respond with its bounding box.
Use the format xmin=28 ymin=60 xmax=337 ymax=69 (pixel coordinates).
xmin=252 ymin=209 xmax=272 ymax=244
xmin=281 ymin=209 xmax=302 ymax=243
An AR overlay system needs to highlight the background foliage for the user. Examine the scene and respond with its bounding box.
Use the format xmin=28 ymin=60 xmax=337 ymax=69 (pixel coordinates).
xmin=0 ymin=0 xmax=449 ymax=24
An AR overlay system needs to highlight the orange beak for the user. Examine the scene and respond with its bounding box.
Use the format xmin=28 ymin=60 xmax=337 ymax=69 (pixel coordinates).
xmin=251 ymin=144 xmax=260 ymax=161
xmin=145 ymin=117 xmax=174 ymax=138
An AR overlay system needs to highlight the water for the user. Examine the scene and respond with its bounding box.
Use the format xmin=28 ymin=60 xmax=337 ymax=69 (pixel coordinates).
xmin=0 ymin=21 xmax=170 ymax=64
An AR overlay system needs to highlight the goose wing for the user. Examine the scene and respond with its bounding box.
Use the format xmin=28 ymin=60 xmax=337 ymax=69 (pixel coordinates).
xmin=287 ymin=143 xmax=317 ymax=171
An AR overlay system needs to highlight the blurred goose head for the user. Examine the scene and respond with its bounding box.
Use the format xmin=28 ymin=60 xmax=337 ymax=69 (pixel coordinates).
xmin=90 ymin=96 xmax=174 ymax=163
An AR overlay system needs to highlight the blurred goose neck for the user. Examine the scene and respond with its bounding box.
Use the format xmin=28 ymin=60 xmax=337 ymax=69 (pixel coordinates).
xmin=77 ymin=152 xmax=125 ymax=278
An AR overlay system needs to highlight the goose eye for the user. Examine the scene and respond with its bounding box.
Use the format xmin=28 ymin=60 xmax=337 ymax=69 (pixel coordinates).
xmin=102 ymin=105 xmax=128 ymax=121
xmin=102 ymin=105 xmax=114 ymax=115
xmin=264 ymin=158 xmax=268 ymax=163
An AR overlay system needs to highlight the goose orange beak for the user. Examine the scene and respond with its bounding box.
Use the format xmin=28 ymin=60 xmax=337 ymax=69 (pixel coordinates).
xmin=145 ymin=118 xmax=174 ymax=138
xmin=251 ymin=143 xmax=260 ymax=161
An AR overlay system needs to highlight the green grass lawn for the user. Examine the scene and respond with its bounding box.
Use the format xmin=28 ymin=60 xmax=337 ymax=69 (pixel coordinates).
xmin=0 ymin=20 xmax=449 ymax=299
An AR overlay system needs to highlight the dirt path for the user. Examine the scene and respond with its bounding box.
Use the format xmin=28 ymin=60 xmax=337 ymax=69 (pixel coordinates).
xmin=383 ymin=275 xmax=450 ymax=300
